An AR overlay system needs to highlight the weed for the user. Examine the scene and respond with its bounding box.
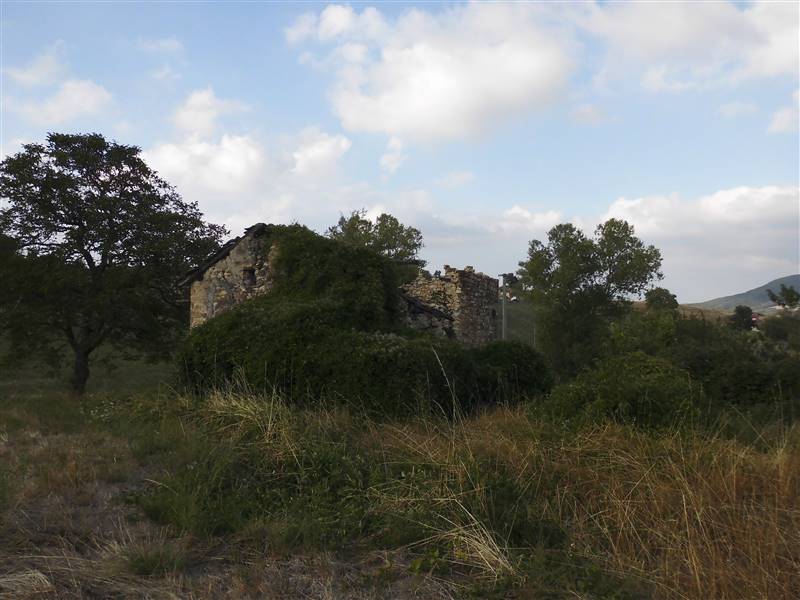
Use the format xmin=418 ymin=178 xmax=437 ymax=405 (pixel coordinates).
xmin=123 ymin=540 xmax=187 ymax=577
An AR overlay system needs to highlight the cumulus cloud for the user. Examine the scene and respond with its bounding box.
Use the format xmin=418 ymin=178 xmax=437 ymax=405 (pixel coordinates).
xmin=768 ymin=90 xmax=799 ymax=133
xmin=5 ymin=42 xmax=66 ymax=86
xmin=145 ymin=133 xmax=295 ymax=232
xmin=291 ymin=127 xmax=352 ymax=176
xmin=493 ymin=206 xmax=562 ymax=234
xmin=9 ymin=79 xmax=112 ymax=125
xmin=144 ymin=124 xmax=355 ymax=234
xmin=379 ymin=137 xmax=406 ymax=174
xmin=580 ymin=1 xmax=799 ymax=92
xmin=288 ymin=3 xmax=573 ymax=142
xmin=286 ymin=5 xmax=387 ymax=43
xmin=173 ymin=87 xmax=247 ymax=137
xmin=598 ymin=186 xmax=799 ymax=301
xmin=145 ymin=134 xmax=265 ymax=195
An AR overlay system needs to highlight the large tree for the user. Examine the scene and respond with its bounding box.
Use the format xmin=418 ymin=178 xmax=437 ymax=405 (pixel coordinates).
xmin=326 ymin=209 xmax=425 ymax=264
xmin=0 ymin=133 xmax=226 ymax=394
xmin=517 ymin=219 xmax=662 ymax=377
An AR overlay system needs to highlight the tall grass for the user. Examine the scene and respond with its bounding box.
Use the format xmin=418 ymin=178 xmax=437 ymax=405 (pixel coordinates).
xmin=132 ymin=389 xmax=800 ymax=598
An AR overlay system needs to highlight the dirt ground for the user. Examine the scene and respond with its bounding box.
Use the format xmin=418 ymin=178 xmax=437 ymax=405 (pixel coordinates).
xmin=0 ymin=404 xmax=454 ymax=600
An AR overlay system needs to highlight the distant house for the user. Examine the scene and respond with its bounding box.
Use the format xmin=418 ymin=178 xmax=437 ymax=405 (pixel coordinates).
xmin=180 ymin=224 xmax=500 ymax=346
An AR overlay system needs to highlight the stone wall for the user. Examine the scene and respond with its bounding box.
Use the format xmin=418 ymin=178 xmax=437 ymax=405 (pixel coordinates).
xmin=397 ymin=292 xmax=455 ymax=339
xmin=188 ymin=226 xmax=499 ymax=346
xmin=402 ymin=266 xmax=499 ymax=346
xmin=189 ymin=227 xmax=276 ymax=328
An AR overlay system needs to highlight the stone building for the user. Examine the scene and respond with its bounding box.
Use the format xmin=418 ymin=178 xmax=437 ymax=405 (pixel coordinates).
xmin=180 ymin=224 xmax=499 ymax=346
xmin=400 ymin=266 xmax=499 ymax=345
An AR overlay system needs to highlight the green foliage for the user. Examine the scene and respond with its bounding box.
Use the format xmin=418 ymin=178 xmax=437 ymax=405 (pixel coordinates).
xmin=471 ymin=341 xmax=553 ymax=403
xmin=645 ymin=287 xmax=678 ymax=311
xmin=180 ymin=226 xmax=551 ymax=416
xmin=729 ymin=305 xmax=754 ymax=330
xmin=0 ymin=133 xmax=226 ymax=393
xmin=608 ymin=309 xmax=678 ymax=357
xmin=545 ymin=351 xmax=701 ymax=428
xmin=668 ymin=318 xmax=794 ymax=409
xmin=762 ymin=313 xmax=800 ymax=350
xmin=517 ymin=219 xmax=662 ymax=378
xmin=603 ymin=308 xmax=800 ymax=414
xmin=326 ymin=209 xmax=425 ymax=264
xmin=767 ymin=284 xmax=800 ymax=309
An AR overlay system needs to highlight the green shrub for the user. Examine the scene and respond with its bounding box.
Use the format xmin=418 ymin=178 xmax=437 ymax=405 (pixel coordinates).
xmin=670 ymin=318 xmax=786 ymax=408
xmin=472 ymin=341 xmax=553 ymax=405
xmin=545 ymin=351 xmax=701 ymax=427
xmin=762 ymin=313 xmax=800 ymax=350
xmin=179 ymin=225 xmax=551 ymax=416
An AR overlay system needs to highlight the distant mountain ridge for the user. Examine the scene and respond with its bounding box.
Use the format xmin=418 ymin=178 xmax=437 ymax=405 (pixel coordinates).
xmin=690 ymin=274 xmax=800 ymax=312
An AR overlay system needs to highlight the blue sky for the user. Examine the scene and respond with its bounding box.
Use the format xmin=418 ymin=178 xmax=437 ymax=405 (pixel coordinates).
xmin=2 ymin=1 xmax=798 ymax=302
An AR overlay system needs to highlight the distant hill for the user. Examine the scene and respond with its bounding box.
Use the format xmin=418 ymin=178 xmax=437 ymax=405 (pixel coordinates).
xmin=690 ymin=274 xmax=800 ymax=312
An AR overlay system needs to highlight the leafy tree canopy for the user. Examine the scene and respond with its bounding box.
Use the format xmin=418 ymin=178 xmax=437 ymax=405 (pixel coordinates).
xmin=517 ymin=219 xmax=662 ymax=377
xmin=326 ymin=209 xmax=425 ymax=264
xmin=0 ymin=132 xmax=226 ymax=393
xmin=729 ymin=305 xmax=754 ymax=331
xmin=767 ymin=284 xmax=800 ymax=309
xmin=645 ymin=287 xmax=679 ymax=312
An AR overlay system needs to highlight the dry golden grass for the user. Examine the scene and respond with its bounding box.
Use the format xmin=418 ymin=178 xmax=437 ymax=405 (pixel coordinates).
xmin=4 ymin=386 xmax=798 ymax=598
xmin=372 ymin=409 xmax=800 ymax=599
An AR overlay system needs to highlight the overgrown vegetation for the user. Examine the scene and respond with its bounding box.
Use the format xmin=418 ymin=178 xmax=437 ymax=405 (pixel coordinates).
xmin=3 ymin=168 xmax=799 ymax=598
xmin=62 ymin=387 xmax=800 ymax=598
xmin=180 ymin=224 xmax=552 ymax=416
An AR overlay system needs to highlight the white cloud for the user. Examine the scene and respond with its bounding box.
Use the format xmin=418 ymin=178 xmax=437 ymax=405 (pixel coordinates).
xmin=318 ymin=4 xmax=358 ymax=40
xmin=493 ymin=206 xmax=562 ymax=234
xmin=436 ymin=170 xmax=474 ymax=189
xmin=5 ymin=42 xmax=65 ymax=86
xmin=145 ymin=134 xmax=265 ymax=195
xmin=150 ymin=64 xmax=180 ymax=82
xmin=599 ymin=185 xmax=799 ymax=301
xmin=173 ymin=87 xmax=247 ymax=137
xmin=289 ymin=3 xmax=573 ymax=142
xmin=719 ymin=102 xmax=757 ymax=118
xmin=379 ymin=137 xmax=406 ymax=174
xmin=9 ymin=79 xmax=112 ymax=125
xmin=571 ymin=103 xmax=607 ymax=124
xmin=288 ymin=5 xmax=387 ymax=43
xmin=143 ymin=124 xmax=355 ymax=234
xmin=291 ymin=127 xmax=352 ymax=176
xmin=286 ymin=13 xmax=318 ymax=44
xmin=138 ymin=37 xmax=183 ymax=53
xmin=768 ymin=90 xmax=799 ymax=133
xmin=579 ymin=1 xmax=799 ymax=91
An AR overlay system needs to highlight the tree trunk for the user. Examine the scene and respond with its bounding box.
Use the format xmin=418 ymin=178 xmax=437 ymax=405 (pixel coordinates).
xmin=71 ymin=348 xmax=91 ymax=395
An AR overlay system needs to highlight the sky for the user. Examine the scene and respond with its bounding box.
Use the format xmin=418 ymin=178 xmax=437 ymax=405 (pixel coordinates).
xmin=1 ymin=1 xmax=798 ymax=302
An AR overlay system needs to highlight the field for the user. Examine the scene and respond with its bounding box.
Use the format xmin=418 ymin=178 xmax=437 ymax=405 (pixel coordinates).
xmin=1 ymin=355 xmax=798 ymax=599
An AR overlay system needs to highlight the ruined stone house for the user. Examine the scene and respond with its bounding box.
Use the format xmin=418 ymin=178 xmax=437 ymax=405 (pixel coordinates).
xmin=180 ymin=224 xmax=499 ymax=346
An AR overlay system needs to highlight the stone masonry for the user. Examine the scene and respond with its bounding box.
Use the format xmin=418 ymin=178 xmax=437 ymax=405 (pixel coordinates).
xmin=184 ymin=224 xmax=277 ymax=328
xmin=401 ymin=266 xmax=499 ymax=346
xmin=183 ymin=225 xmax=499 ymax=346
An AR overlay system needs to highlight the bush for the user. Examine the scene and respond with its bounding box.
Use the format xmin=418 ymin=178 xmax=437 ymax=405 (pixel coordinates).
xmin=472 ymin=340 xmax=553 ymax=404
xmin=179 ymin=226 xmax=551 ymax=416
xmin=669 ymin=318 xmax=790 ymax=408
xmin=762 ymin=313 xmax=800 ymax=350
xmin=545 ymin=351 xmax=701 ymax=427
